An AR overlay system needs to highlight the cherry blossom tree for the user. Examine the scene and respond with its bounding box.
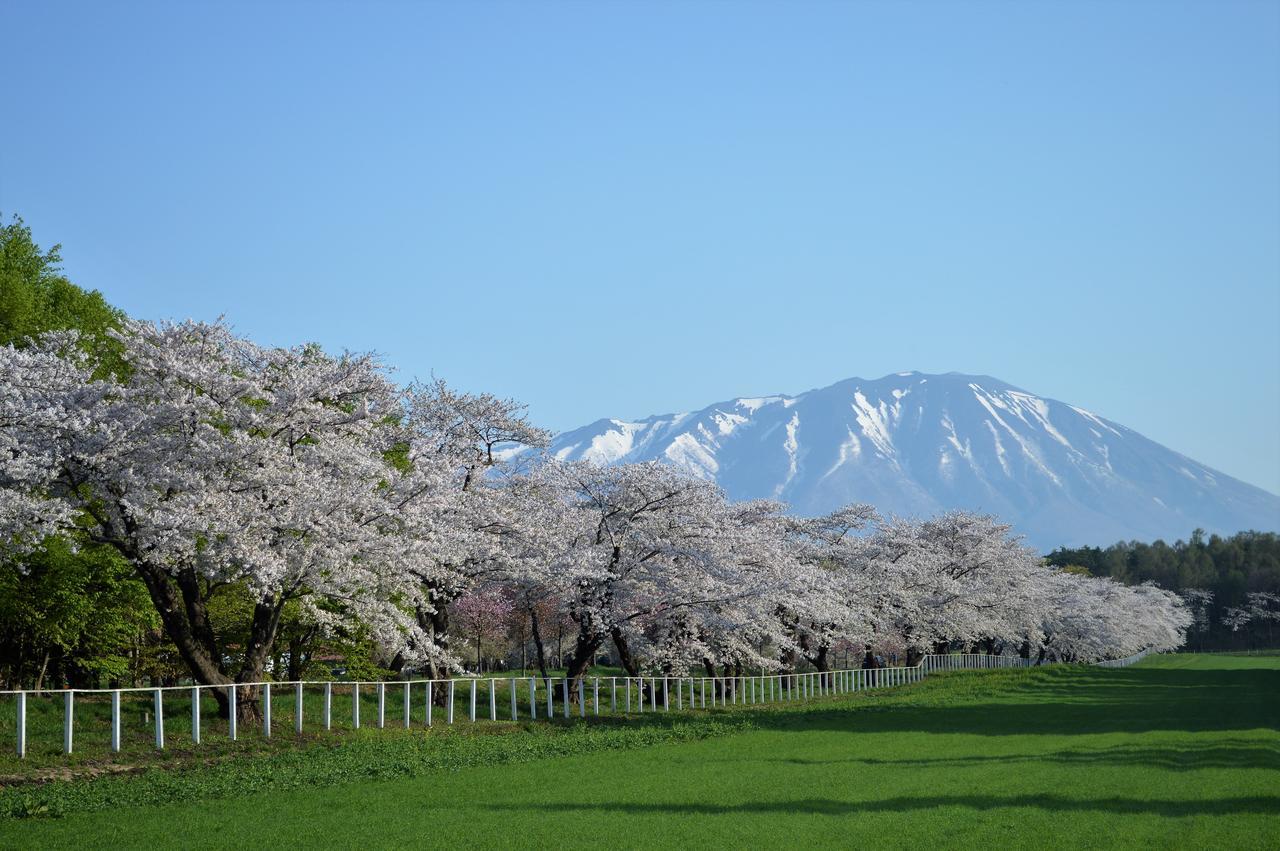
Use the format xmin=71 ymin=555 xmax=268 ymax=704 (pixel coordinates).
xmin=391 ymin=378 xmax=550 ymax=687
xmin=451 ymin=590 xmax=515 ymax=672
xmin=1181 ymin=588 xmax=1214 ymax=651
xmin=1223 ymin=591 xmax=1280 ymax=645
xmin=0 ymin=321 xmax=452 ymax=719
xmin=531 ymin=461 xmax=792 ymax=699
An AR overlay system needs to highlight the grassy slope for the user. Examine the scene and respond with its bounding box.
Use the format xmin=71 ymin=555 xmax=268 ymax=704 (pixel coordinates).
xmin=3 ymin=654 xmax=1277 ymax=849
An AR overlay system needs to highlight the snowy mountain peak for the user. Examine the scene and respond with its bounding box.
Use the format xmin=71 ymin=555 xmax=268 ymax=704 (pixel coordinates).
xmin=548 ymin=372 xmax=1280 ymax=550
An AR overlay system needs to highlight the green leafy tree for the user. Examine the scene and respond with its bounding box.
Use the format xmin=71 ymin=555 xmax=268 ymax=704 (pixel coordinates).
xmin=0 ymin=535 xmax=158 ymax=689
xmin=0 ymin=215 xmax=166 ymax=688
xmin=0 ymin=213 xmax=125 ymax=375
xmin=1046 ymin=530 xmax=1280 ymax=649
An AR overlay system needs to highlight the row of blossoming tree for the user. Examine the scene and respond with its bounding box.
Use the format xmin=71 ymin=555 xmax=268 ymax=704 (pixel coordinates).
xmin=0 ymin=321 xmax=1192 ymax=720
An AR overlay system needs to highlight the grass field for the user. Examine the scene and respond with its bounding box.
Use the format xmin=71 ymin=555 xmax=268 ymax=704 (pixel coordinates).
xmin=1 ymin=654 xmax=1276 ymax=849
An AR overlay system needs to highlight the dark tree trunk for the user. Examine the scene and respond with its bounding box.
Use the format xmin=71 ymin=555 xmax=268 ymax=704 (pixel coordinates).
xmin=613 ymin=628 xmax=654 ymax=702
xmin=611 ymin=627 xmax=641 ymax=678
xmin=286 ymin=628 xmax=316 ymax=682
xmin=125 ymin=551 xmax=285 ymax=724
xmin=530 ymin=608 xmax=551 ymax=680
xmin=702 ymin=657 xmax=723 ymax=698
xmin=562 ymin=623 xmax=603 ymax=704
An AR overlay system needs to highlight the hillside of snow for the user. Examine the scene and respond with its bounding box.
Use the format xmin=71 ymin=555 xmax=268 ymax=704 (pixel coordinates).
xmin=548 ymin=372 xmax=1280 ymax=550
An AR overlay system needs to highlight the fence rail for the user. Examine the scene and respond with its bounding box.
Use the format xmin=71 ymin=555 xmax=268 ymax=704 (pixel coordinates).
xmin=0 ymin=650 xmax=1152 ymax=759
xmin=1093 ymin=648 xmax=1155 ymax=668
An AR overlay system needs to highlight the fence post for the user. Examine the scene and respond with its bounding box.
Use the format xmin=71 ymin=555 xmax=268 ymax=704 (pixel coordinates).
xmin=529 ymin=678 xmax=536 ymax=720
xmin=352 ymin=683 xmax=360 ymax=729
xmin=677 ymin=678 xmax=683 ymax=710
xmin=447 ymin=680 xmax=455 ymax=724
xmin=154 ymin=689 xmax=164 ymax=749
xmin=593 ymin=678 xmax=600 ymax=716
xmin=263 ymin=683 xmax=272 ymax=738
xmin=610 ymin=678 xmax=617 ymax=713
xmin=192 ymin=687 xmax=201 ymax=744
xmin=663 ymin=677 xmax=670 ymax=711
xmin=228 ymin=684 xmax=237 ymax=741
xmin=426 ymin=682 xmax=434 ymax=727
xmin=562 ymin=679 xmax=570 ymax=719
xmin=469 ymin=679 xmax=476 ymax=722
xmin=546 ymin=678 xmax=554 ymax=719
xmin=15 ymin=692 xmax=25 ymax=759
xmin=403 ymin=681 xmax=411 ymax=729
xmin=578 ymin=678 xmax=585 ymax=718
xmin=64 ymin=690 xmax=74 ymax=754
xmin=324 ymin=682 xmax=332 ymax=730
xmin=491 ymin=679 xmax=498 ymax=722
xmin=299 ymin=683 xmax=306 ymax=734
xmin=111 ymin=690 xmax=121 ymax=752
xmin=650 ymin=678 xmax=658 ymax=712
xmin=378 ymin=682 xmax=386 ymax=728
xmin=511 ymin=678 xmax=518 ymax=721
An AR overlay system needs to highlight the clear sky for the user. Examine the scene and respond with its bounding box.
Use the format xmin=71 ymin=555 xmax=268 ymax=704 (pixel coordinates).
xmin=4 ymin=1 xmax=1278 ymax=493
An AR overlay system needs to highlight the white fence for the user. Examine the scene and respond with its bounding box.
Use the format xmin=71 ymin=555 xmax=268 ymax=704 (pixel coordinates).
xmin=0 ymin=650 xmax=1146 ymax=759
xmin=1093 ymin=647 xmax=1156 ymax=668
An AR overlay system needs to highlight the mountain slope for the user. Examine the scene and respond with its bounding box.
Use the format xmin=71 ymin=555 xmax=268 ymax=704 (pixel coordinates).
xmin=548 ymin=372 xmax=1280 ymax=550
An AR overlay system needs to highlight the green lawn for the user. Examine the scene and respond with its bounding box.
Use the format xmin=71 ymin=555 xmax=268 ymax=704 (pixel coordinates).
xmin=2 ymin=654 xmax=1277 ymax=849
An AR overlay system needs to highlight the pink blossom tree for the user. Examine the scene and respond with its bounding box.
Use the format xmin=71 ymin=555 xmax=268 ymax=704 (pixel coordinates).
xmin=452 ymin=591 xmax=515 ymax=672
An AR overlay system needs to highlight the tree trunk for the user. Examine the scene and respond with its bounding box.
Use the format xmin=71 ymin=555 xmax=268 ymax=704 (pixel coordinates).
xmin=610 ymin=627 xmax=640 ymax=677
xmin=813 ymin=645 xmax=831 ymax=690
xmin=530 ymin=608 xmax=550 ymax=679
xmin=611 ymin=628 xmax=649 ymax=702
xmin=34 ymin=650 xmax=50 ymax=692
xmin=562 ymin=625 xmax=603 ymax=704
xmin=286 ymin=628 xmax=316 ymax=682
xmin=702 ymin=657 xmax=727 ymax=698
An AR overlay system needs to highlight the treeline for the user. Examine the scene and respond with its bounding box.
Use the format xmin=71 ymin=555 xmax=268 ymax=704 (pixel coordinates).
xmin=1046 ymin=530 xmax=1280 ymax=650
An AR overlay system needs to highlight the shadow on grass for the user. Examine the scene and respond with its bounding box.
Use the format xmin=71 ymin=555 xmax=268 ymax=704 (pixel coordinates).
xmin=720 ymin=665 xmax=1280 ymax=739
xmin=481 ymin=793 xmax=1280 ymax=817
xmin=740 ymin=741 xmax=1280 ymax=772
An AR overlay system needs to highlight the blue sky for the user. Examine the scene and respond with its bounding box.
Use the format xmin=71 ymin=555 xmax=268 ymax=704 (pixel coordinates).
xmin=4 ymin=1 xmax=1278 ymax=494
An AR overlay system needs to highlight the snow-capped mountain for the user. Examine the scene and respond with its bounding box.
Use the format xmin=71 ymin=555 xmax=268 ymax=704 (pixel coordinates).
xmin=548 ymin=372 xmax=1280 ymax=551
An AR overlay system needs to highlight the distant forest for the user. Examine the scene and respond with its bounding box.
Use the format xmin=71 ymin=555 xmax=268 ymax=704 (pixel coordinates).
xmin=1046 ymin=530 xmax=1280 ymax=650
